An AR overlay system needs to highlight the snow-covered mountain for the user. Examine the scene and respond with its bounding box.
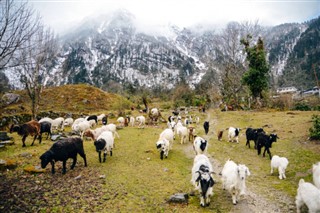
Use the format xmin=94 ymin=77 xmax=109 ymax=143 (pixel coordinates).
xmin=4 ymin=9 xmax=318 ymax=91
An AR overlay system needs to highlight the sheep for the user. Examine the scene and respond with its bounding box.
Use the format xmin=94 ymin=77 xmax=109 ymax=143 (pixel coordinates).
xmin=228 ymin=127 xmax=240 ymax=143
xmin=72 ymin=117 xmax=85 ymax=129
xmin=203 ymin=121 xmax=209 ymax=135
xmin=295 ymin=179 xmax=320 ymax=213
xmin=63 ymin=118 xmax=74 ymax=127
xmin=39 ymin=137 xmax=87 ymax=174
xmin=10 ymin=120 xmax=40 ymax=147
xmin=94 ymin=131 xmax=114 ymax=163
xmin=39 ymin=121 xmax=52 ymax=143
xmin=193 ymin=136 xmax=208 ymax=155
xmin=221 ymin=159 xmax=250 ymax=205
xmin=256 ymin=133 xmax=278 ymax=159
xmin=136 ymin=115 xmax=146 ymax=128
xmin=117 ymin=117 xmax=125 ymax=127
xmin=156 ymin=138 xmax=170 ymax=160
xmin=191 ymin=154 xmax=215 ymax=207
xmin=313 ymin=162 xmax=320 ymax=189
xmin=270 ymin=155 xmax=289 ymax=180
xmin=176 ymin=125 xmax=188 ymax=144
xmin=159 ymin=128 xmax=174 ymax=149
xmin=245 ymin=127 xmax=265 ymax=149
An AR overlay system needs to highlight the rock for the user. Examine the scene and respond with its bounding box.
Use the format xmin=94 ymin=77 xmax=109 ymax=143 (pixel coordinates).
xmin=0 ymin=159 xmax=18 ymax=171
xmin=74 ymin=175 xmax=82 ymax=180
xmin=168 ymin=193 xmax=189 ymax=204
xmin=20 ymin=152 xmax=32 ymax=158
xmin=24 ymin=165 xmax=46 ymax=173
xmin=51 ymin=134 xmax=61 ymax=141
xmin=1 ymin=93 xmax=20 ymax=105
xmin=99 ymin=175 xmax=106 ymax=179
xmin=0 ymin=140 xmax=14 ymax=145
xmin=0 ymin=132 xmax=11 ymax=141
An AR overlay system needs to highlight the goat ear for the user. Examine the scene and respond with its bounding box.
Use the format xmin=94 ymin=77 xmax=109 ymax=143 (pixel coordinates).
xmin=210 ymin=177 xmax=215 ymax=187
xmin=246 ymin=168 xmax=251 ymax=176
xmin=195 ymin=171 xmax=201 ymax=182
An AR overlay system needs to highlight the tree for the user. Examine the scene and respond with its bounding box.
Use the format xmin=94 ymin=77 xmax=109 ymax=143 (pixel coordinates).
xmin=0 ymin=0 xmax=39 ymax=70
xmin=240 ymin=35 xmax=269 ymax=100
xmin=17 ymin=26 xmax=58 ymax=119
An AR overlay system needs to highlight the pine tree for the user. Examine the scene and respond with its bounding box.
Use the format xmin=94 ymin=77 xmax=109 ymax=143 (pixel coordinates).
xmin=240 ymin=35 xmax=269 ymax=99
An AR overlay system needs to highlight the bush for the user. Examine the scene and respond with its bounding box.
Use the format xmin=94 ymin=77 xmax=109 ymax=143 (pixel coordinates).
xmin=309 ymin=115 xmax=320 ymax=140
xmin=293 ymin=103 xmax=311 ymax=111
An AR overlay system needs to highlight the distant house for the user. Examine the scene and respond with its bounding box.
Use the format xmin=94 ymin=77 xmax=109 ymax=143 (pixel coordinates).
xmin=276 ymin=87 xmax=298 ymax=94
xmin=302 ymin=86 xmax=319 ymax=96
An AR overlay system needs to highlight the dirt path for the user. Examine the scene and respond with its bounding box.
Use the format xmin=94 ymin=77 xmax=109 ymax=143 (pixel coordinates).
xmin=182 ymin=116 xmax=296 ymax=213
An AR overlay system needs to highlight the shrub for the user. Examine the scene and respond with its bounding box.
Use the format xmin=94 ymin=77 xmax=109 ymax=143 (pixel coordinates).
xmin=309 ymin=115 xmax=320 ymax=140
xmin=293 ymin=103 xmax=311 ymax=111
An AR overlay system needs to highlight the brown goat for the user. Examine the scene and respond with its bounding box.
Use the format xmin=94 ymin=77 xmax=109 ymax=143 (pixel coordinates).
xmin=188 ymin=127 xmax=196 ymax=142
xmin=10 ymin=120 xmax=40 ymax=147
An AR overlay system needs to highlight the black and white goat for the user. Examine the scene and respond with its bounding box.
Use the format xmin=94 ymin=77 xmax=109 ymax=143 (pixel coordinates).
xmin=191 ymin=154 xmax=215 ymax=207
xmin=193 ymin=136 xmax=208 ymax=155
xmin=156 ymin=138 xmax=170 ymax=160
xmin=228 ymin=127 xmax=240 ymax=143
xmin=256 ymin=133 xmax=278 ymax=159
xmin=94 ymin=131 xmax=114 ymax=163
xmin=40 ymin=137 xmax=87 ymax=174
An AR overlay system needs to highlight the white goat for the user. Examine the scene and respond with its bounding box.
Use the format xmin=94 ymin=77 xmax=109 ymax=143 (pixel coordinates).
xmin=72 ymin=117 xmax=85 ymax=130
xmin=156 ymin=138 xmax=170 ymax=160
xmin=136 ymin=115 xmax=146 ymax=128
xmin=228 ymin=127 xmax=240 ymax=143
xmin=102 ymin=123 xmax=120 ymax=139
xmin=73 ymin=120 xmax=91 ymax=138
xmin=64 ymin=118 xmax=74 ymax=127
xmin=221 ymin=159 xmax=250 ymax=205
xmin=159 ymin=128 xmax=174 ymax=149
xmin=313 ymin=162 xmax=320 ymax=189
xmin=176 ymin=125 xmax=188 ymax=144
xmin=271 ymin=155 xmax=289 ymax=180
xmin=193 ymin=136 xmax=208 ymax=155
xmin=296 ymin=179 xmax=320 ymax=213
xmin=129 ymin=116 xmax=135 ymax=127
xmin=117 ymin=117 xmax=125 ymax=127
xmin=94 ymin=131 xmax=114 ymax=163
xmin=191 ymin=154 xmax=215 ymax=207
xmin=51 ymin=117 xmax=65 ymax=131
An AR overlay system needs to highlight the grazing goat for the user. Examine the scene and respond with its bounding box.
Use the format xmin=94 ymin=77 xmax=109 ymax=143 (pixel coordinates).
xmin=94 ymin=131 xmax=114 ymax=163
xmin=72 ymin=120 xmax=91 ymax=138
xmin=136 ymin=115 xmax=146 ymax=128
xmin=159 ymin=128 xmax=174 ymax=149
xmin=40 ymin=137 xmax=87 ymax=174
xmin=193 ymin=136 xmax=208 ymax=155
xmin=313 ymin=162 xmax=320 ymax=189
xmin=39 ymin=121 xmax=52 ymax=143
xmin=271 ymin=155 xmax=289 ymax=180
xmin=176 ymin=125 xmax=188 ymax=144
xmin=221 ymin=159 xmax=250 ymax=205
xmin=156 ymin=138 xmax=170 ymax=160
xmin=129 ymin=116 xmax=135 ymax=127
xmin=10 ymin=120 xmax=40 ymax=147
xmin=191 ymin=154 xmax=215 ymax=207
xmin=103 ymin=123 xmax=120 ymax=139
xmin=63 ymin=118 xmax=74 ymax=127
xmin=203 ymin=121 xmax=209 ymax=135
xmin=51 ymin=117 xmax=65 ymax=131
xmin=86 ymin=115 xmax=98 ymax=125
xmin=97 ymin=114 xmax=106 ymax=123
xmin=117 ymin=117 xmax=125 ymax=127
xmin=149 ymin=108 xmax=162 ymax=124
xmin=245 ymin=127 xmax=265 ymax=149
xmin=296 ymin=179 xmax=320 ymax=213
xmin=228 ymin=127 xmax=240 ymax=143
xmin=257 ymin=133 xmax=278 ymax=159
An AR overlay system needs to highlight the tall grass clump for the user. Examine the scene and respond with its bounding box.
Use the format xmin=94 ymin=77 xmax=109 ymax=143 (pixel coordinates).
xmin=309 ymin=115 xmax=320 ymax=140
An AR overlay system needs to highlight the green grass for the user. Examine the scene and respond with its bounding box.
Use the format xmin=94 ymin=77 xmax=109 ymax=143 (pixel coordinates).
xmin=0 ymin=109 xmax=319 ymax=212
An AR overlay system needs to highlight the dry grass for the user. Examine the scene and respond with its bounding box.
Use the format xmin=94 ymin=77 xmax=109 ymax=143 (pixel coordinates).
xmin=0 ymin=107 xmax=319 ymax=212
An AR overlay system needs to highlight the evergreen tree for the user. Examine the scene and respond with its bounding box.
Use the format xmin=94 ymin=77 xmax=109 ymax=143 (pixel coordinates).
xmin=240 ymin=35 xmax=269 ymax=99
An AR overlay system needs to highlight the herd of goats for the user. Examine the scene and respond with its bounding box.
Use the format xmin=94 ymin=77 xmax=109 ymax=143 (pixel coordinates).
xmin=7 ymin=107 xmax=320 ymax=211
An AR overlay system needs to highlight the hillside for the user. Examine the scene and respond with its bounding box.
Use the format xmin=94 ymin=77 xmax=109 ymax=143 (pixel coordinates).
xmin=0 ymin=84 xmax=133 ymax=118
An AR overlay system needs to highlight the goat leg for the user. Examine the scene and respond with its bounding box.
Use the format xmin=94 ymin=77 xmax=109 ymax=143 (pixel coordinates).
xmin=50 ymin=161 xmax=55 ymax=174
xmin=103 ymin=152 xmax=107 ymax=162
xmin=31 ymin=134 xmax=37 ymax=146
xmin=98 ymin=151 xmax=102 ymax=163
xmin=22 ymin=135 xmax=27 ymax=147
xmin=71 ymin=156 xmax=77 ymax=169
xmin=62 ymin=160 xmax=67 ymax=174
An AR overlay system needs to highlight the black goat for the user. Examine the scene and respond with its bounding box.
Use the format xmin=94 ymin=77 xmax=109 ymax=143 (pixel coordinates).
xmin=39 ymin=121 xmax=52 ymax=143
xmin=10 ymin=120 xmax=40 ymax=147
xmin=40 ymin=137 xmax=87 ymax=174
xmin=203 ymin=121 xmax=209 ymax=135
xmin=245 ymin=128 xmax=265 ymax=149
xmin=256 ymin=133 xmax=279 ymax=160
xmin=102 ymin=116 xmax=108 ymax=125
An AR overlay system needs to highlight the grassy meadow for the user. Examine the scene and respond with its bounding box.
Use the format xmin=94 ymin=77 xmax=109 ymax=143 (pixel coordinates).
xmin=0 ymin=107 xmax=320 ymax=212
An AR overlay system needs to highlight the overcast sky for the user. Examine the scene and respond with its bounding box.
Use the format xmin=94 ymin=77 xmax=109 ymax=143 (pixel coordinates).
xmin=30 ymin=0 xmax=320 ymax=35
